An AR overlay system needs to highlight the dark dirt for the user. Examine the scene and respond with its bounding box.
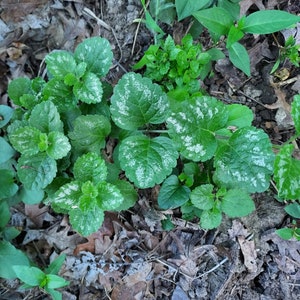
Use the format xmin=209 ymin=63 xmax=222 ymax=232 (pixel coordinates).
xmin=0 ymin=1 xmax=299 ymax=299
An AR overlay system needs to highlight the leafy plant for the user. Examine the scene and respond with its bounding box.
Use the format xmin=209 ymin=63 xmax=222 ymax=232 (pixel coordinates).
xmin=192 ymin=8 xmax=300 ymax=75
xmin=13 ymin=255 xmax=69 ymax=300
xmin=133 ymin=34 xmax=224 ymax=99
xmin=273 ymin=95 xmax=300 ymax=239
xmin=271 ymin=35 xmax=300 ymax=74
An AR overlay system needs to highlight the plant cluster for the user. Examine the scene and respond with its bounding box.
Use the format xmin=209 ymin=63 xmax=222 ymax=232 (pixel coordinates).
xmin=1 ymin=1 xmax=300 ymax=298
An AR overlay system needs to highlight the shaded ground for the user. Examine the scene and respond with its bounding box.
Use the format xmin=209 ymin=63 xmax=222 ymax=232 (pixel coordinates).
xmin=0 ymin=0 xmax=299 ymax=299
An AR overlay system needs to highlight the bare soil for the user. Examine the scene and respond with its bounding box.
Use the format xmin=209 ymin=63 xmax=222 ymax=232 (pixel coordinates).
xmin=0 ymin=1 xmax=299 ymax=299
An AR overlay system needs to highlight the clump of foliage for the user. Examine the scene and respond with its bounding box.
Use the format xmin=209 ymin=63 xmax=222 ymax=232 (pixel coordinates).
xmin=1 ymin=3 xmax=300 ymax=299
xmin=133 ymin=34 xmax=224 ymax=99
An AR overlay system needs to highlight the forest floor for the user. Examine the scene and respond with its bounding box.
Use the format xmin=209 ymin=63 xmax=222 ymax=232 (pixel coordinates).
xmin=0 ymin=0 xmax=300 ymax=299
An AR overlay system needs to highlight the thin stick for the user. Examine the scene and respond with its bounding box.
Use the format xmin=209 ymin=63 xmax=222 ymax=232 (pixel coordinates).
xmin=83 ymin=7 xmax=123 ymax=63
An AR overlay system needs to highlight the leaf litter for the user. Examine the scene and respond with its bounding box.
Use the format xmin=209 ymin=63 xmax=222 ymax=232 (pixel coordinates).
xmin=1 ymin=0 xmax=300 ymax=299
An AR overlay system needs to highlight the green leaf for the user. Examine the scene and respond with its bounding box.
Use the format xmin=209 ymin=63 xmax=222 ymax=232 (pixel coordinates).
xmin=193 ymin=7 xmax=234 ymax=37
xmin=214 ymin=127 xmax=274 ymax=193
xmin=13 ymin=265 xmax=45 ymax=287
xmin=167 ymin=96 xmax=228 ymax=161
xmin=242 ymin=10 xmax=300 ymax=34
xmin=226 ymin=104 xmax=254 ymax=129
xmin=274 ymin=144 xmax=300 ymax=200
xmin=110 ymin=72 xmax=169 ymax=130
xmin=0 ymin=137 xmax=15 ymax=164
xmin=42 ymin=79 xmax=77 ymax=113
xmin=74 ymin=37 xmax=113 ymax=77
xmin=18 ymin=187 xmax=44 ymax=205
xmin=69 ymin=207 xmax=104 ymax=236
xmin=51 ymin=181 xmax=81 ymax=213
xmin=73 ymin=72 xmax=103 ymax=104
xmin=200 ymin=208 xmax=222 ymax=229
xmin=0 ymin=169 xmax=18 ymax=199
xmin=228 ymin=42 xmax=250 ymax=76
xmin=276 ymin=228 xmax=294 ymax=240
xmin=29 ymin=101 xmax=63 ymax=133
xmin=17 ymin=153 xmax=57 ymax=190
xmin=0 ymin=200 xmax=10 ymax=228
xmin=285 ymin=202 xmax=300 ymax=218
xmin=218 ymin=0 xmax=241 ymax=20
xmin=45 ymin=254 xmax=66 ymax=275
xmin=0 ymin=241 xmax=30 ymax=279
xmin=47 ymin=132 xmax=71 ymax=159
xmin=74 ymin=152 xmax=107 ymax=183
xmin=46 ymin=274 xmax=69 ymax=289
xmin=0 ymin=105 xmax=14 ymax=128
xmin=158 ymin=175 xmax=191 ymax=209
xmin=8 ymin=77 xmax=32 ymax=106
xmin=221 ymin=189 xmax=255 ymax=217
xmin=291 ymin=95 xmax=300 ymax=135
xmin=119 ymin=135 xmax=178 ymax=188
xmin=96 ymin=182 xmax=124 ymax=211
xmin=190 ymin=184 xmax=215 ymax=210
xmin=175 ymin=0 xmax=211 ymax=21
xmin=44 ymin=288 xmax=62 ymax=300
xmin=110 ymin=180 xmax=138 ymax=211
xmin=45 ymin=51 xmax=77 ymax=79
xmin=68 ymin=115 xmax=111 ymax=154
xmin=226 ymin=25 xmax=244 ymax=48
xmin=9 ymin=126 xmax=41 ymax=156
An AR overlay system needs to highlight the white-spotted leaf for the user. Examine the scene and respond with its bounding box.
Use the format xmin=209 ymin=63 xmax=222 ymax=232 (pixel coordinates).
xmin=74 ymin=37 xmax=113 ymax=77
xmin=29 ymin=101 xmax=63 ymax=133
xmin=274 ymin=144 xmax=300 ymax=200
xmin=45 ymin=51 xmax=77 ymax=79
xmin=96 ymin=182 xmax=124 ymax=211
xmin=119 ymin=135 xmax=178 ymax=188
xmin=167 ymin=96 xmax=228 ymax=161
xmin=17 ymin=153 xmax=57 ymax=190
xmin=73 ymin=152 xmax=107 ymax=184
xmin=69 ymin=207 xmax=104 ymax=236
xmin=9 ymin=126 xmax=41 ymax=156
xmin=73 ymin=72 xmax=103 ymax=104
xmin=214 ymin=127 xmax=274 ymax=193
xmin=46 ymin=132 xmax=71 ymax=160
xmin=291 ymin=95 xmax=300 ymax=135
xmin=42 ymin=79 xmax=77 ymax=112
xmin=51 ymin=181 xmax=82 ymax=213
xmin=110 ymin=72 xmax=169 ymax=130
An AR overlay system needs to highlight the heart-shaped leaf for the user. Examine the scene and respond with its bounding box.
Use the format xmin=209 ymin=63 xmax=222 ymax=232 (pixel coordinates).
xmin=17 ymin=153 xmax=57 ymax=190
xmin=167 ymin=96 xmax=228 ymax=161
xmin=74 ymin=37 xmax=113 ymax=77
xmin=29 ymin=101 xmax=64 ymax=133
xmin=274 ymin=144 xmax=300 ymax=200
xmin=214 ymin=127 xmax=274 ymax=193
xmin=158 ymin=175 xmax=190 ymax=209
xmin=110 ymin=72 xmax=169 ymax=130
xmin=119 ymin=135 xmax=178 ymax=188
xmin=73 ymin=152 xmax=107 ymax=184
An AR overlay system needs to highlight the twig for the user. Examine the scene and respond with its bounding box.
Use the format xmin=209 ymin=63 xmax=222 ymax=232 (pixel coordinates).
xmin=82 ymin=7 xmax=123 ymax=63
xmin=195 ymin=257 xmax=229 ymax=279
